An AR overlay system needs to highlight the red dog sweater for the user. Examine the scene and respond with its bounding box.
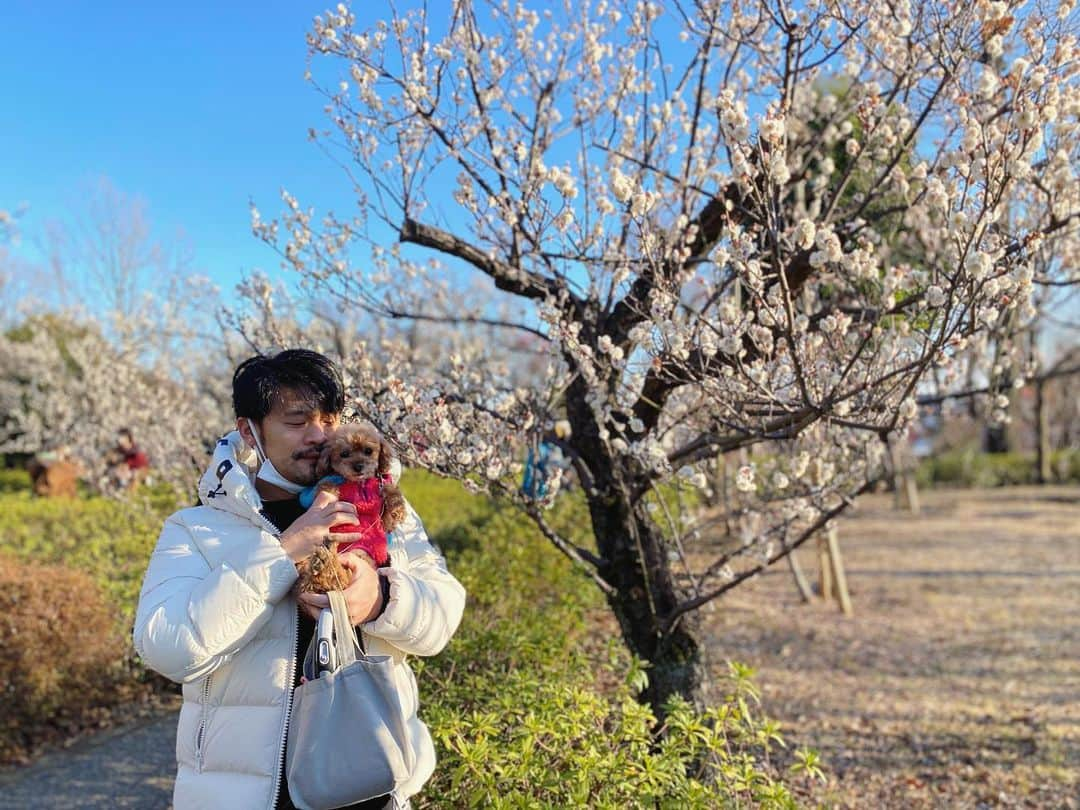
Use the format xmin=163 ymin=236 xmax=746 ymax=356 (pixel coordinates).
xmin=328 ymin=475 xmax=393 ymax=566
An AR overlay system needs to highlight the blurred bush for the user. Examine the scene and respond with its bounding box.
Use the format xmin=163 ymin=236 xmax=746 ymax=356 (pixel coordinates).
xmin=0 ymin=468 xmax=31 ymax=494
xmin=0 ymin=489 xmax=178 ymax=624
xmin=0 ymin=553 xmax=127 ymax=763
xmin=1052 ymin=449 xmax=1080 ymax=481
xmin=916 ymin=448 xmax=1080 ymax=488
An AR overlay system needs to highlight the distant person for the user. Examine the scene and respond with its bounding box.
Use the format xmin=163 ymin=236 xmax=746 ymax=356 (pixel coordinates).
xmin=133 ymin=349 xmax=465 ymax=809
xmin=521 ymin=420 xmax=573 ymax=501
xmin=106 ymin=428 xmax=150 ymax=489
xmin=117 ymin=427 xmax=150 ymax=471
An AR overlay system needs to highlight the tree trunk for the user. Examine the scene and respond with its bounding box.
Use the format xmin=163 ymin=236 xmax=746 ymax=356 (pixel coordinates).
xmin=640 ymin=613 xmax=711 ymax=716
xmin=564 ymin=380 xmax=712 ymax=717
xmin=887 ymin=436 xmax=920 ymax=515
xmin=1036 ymin=378 xmax=1051 ymax=484
xmin=983 ymin=423 xmax=1010 ymax=454
xmin=586 ymin=488 xmax=712 ymax=716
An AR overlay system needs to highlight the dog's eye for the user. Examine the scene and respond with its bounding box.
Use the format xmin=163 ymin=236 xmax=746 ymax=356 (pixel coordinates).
xmin=340 ymin=449 xmax=351 ymax=458
xmin=363 ymin=447 xmax=373 ymax=456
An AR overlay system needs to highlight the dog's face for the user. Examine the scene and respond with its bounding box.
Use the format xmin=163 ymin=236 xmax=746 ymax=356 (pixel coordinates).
xmin=320 ymin=422 xmax=393 ymax=481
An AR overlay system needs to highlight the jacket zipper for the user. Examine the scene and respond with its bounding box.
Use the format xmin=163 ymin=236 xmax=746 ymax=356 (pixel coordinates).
xmin=257 ymin=509 xmax=285 ymax=537
xmin=268 ymin=601 xmax=299 ymax=810
xmin=258 ymin=504 xmax=299 ymax=809
xmin=195 ymin=672 xmax=213 ymax=772
xmin=207 ymin=461 xmax=310 ymax=805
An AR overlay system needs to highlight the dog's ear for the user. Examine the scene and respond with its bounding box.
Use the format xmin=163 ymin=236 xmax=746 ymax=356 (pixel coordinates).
xmin=377 ymin=436 xmax=395 ymax=477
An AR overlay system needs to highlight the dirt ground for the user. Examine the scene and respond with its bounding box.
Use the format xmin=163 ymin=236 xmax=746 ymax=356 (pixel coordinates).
xmin=704 ymin=485 xmax=1079 ymax=809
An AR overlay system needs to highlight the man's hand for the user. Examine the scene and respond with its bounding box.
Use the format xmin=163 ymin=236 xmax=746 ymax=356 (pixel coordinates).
xmin=297 ymin=554 xmax=385 ymax=626
xmin=279 ymin=490 xmax=363 ymax=563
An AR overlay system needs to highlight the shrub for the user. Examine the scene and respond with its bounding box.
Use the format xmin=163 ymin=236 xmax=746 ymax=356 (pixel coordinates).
xmin=0 ymin=468 xmax=31 ymax=494
xmin=412 ymin=490 xmax=813 ymax=807
xmin=0 ymin=490 xmax=177 ymax=624
xmin=423 ymin=664 xmax=810 ymax=808
xmin=0 ymin=552 xmax=128 ymax=762
xmin=1051 ymin=448 xmax=1080 ymax=482
xmin=917 ymin=448 xmax=1080 ymax=488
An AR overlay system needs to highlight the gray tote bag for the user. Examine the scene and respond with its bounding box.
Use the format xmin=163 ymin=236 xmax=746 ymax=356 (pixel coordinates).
xmin=287 ymin=590 xmax=415 ymax=810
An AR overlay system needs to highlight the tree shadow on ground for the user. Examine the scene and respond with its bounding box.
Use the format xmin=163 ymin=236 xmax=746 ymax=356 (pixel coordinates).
xmin=701 ymin=487 xmax=1080 ymax=807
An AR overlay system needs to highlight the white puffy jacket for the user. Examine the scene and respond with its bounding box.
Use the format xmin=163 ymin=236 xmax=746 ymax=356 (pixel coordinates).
xmin=133 ymin=431 xmax=466 ymax=809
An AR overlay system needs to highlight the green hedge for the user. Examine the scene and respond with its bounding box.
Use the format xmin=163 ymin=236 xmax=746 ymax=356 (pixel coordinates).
xmin=0 ymin=471 xmax=814 ymax=804
xmin=916 ymin=448 xmax=1080 ymax=488
xmin=0 ymin=486 xmax=182 ymax=624
xmin=0 ymin=468 xmax=32 ymax=494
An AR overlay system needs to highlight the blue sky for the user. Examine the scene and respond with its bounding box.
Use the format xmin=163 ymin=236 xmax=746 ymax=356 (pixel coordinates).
xmin=1 ymin=0 xmax=371 ymax=295
xmin=4 ymin=2 xmax=1075 ymax=348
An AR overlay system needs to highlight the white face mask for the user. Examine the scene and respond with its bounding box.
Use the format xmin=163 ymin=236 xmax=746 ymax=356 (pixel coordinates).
xmin=246 ymin=420 xmax=307 ymax=495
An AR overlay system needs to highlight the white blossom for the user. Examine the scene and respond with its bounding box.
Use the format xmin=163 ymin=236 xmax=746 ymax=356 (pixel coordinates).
xmin=225 ymin=0 xmax=1080 ymax=627
xmin=926 ymin=285 xmax=946 ymax=307
xmin=735 ymin=465 xmax=756 ymax=492
xmin=610 ymin=168 xmax=633 ymax=203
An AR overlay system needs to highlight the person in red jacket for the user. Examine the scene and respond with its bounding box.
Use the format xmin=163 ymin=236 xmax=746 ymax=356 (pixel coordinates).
xmin=107 ymin=428 xmax=150 ymax=488
xmin=118 ymin=428 xmax=150 ymax=471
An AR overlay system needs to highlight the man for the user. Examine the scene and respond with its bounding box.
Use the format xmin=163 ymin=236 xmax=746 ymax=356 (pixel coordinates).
xmin=134 ymin=349 xmax=465 ymax=809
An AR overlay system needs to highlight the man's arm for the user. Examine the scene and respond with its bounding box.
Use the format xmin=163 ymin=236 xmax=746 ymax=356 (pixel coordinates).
xmin=132 ymin=514 xmax=298 ymax=683
xmin=362 ymin=506 xmax=466 ymax=657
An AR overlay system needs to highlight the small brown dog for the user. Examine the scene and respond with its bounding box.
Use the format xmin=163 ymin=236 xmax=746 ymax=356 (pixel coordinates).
xmin=295 ymin=422 xmax=407 ymax=595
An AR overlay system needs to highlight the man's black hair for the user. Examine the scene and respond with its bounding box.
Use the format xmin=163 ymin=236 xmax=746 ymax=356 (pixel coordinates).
xmin=232 ymin=349 xmax=345 ymax=422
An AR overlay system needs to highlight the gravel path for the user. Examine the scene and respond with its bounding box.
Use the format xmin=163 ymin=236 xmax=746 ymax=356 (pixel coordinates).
xmin=705 ymin=486 xmax=1080 ymax=808
xmin=0 ymin=711 xmax=177 ymax=809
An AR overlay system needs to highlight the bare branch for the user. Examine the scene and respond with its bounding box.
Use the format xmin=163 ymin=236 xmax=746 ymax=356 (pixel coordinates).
xmin=660 ymin=478 xmax=878 ymax=634
xmin=400 ymin=217 xmax=570 ymax=303
xmin=524 ymin=504 xmax=614 ymax=595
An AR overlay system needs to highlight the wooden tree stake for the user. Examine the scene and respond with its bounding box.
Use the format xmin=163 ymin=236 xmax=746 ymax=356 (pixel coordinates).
xmin=825 ymin=526 xmax=853 ymax=616
xmin=817 ymin=534 xmax=834 ymax=601
xmin=787 ymin=549 xmax=814 ymax=603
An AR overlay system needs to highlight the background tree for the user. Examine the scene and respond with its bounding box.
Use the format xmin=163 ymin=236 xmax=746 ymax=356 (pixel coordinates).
xmin=0 ymin=185 xmax=231 ymax=489
xmin=0 ymin=204 xmax=31 ymax=329
xmin=37 ymin=179 xmax=188 ymax=328
xmin=0 ymin=314 xmax=224 ymax=490
xmin=913 ymin=164 xmax=1080 ymax=472
xmin=255 ymin=0 xmax=1080 ymax=713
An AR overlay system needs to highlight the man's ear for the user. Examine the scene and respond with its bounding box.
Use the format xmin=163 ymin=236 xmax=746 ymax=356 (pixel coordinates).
xmin=236 ymin=417 xmax=257 ymax=450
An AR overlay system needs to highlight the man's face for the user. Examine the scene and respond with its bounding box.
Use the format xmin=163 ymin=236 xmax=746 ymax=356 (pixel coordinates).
xmin=239 ymin=389 xmax=340 ymax=489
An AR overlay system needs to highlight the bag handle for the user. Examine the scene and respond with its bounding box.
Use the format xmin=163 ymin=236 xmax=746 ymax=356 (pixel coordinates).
xmin=327 ymin=589 xmax=362 ymax=667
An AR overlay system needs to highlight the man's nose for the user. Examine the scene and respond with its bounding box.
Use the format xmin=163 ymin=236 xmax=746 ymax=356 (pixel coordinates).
xmin=304 ymin=422 xmax=329 ymax=445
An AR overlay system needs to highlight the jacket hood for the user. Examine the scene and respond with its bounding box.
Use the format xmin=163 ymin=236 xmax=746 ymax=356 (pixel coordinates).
xmin=197 ymin=430 xmax=268 ymax=524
